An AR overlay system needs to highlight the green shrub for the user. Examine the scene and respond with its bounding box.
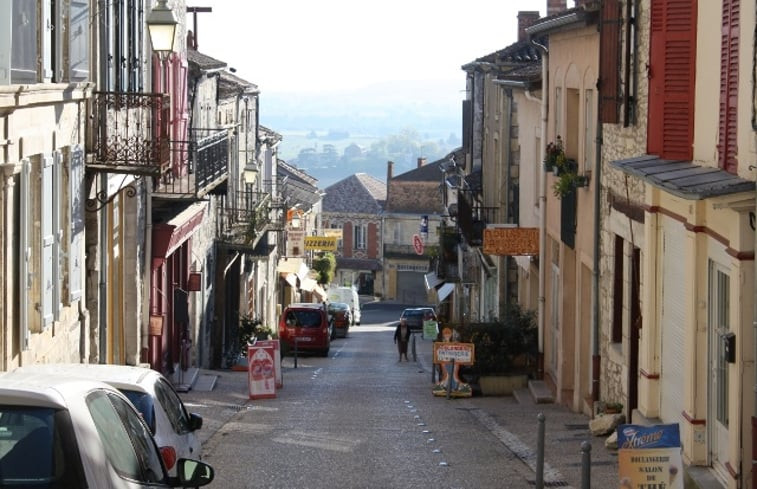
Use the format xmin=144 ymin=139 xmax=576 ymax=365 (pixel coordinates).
xmin=456 ymin=304 xmax=537 ymax=376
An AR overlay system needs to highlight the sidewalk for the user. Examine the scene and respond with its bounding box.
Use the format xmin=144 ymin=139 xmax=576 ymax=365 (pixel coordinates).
xmin=412 ymin=333 xmax=620 ymax=488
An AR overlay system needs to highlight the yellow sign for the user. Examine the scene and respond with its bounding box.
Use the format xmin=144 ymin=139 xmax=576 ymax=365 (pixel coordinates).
xmin=304 ymin=236 xmax=337 ymax=251
xmin=324 ymin=229 xmax=343 ymax=239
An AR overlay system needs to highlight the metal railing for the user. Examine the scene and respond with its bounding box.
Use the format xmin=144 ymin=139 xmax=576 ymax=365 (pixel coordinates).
xmin=88 ymin=91 xmax=170 ymax=175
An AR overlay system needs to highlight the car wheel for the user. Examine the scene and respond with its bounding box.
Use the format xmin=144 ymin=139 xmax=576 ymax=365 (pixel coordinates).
xmin=320 ymin=348 xmax=330 ymax=357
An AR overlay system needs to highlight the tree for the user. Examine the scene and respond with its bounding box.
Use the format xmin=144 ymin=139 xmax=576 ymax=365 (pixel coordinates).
xmin=311 ymin=252 xmax=336 ymax=285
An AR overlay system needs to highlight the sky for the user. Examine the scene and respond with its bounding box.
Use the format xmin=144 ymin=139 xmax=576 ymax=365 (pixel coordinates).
xmin=185 ymin=0 xmax=550 ymax=95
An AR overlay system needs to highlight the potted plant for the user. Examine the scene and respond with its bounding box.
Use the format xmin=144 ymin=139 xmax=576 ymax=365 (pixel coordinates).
xmin=231 ymin=315 xmax=275 ymax=370
xmin=543 ymin=137 xmax=565 ymax=172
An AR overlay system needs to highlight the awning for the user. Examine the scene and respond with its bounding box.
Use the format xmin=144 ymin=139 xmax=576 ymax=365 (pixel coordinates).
xmin=277 ymin=257 xmax=304 ymax=275
xmin=284 ymin=273 xmax=298 ymax=288
xmin=424 ymin=272 xmax=443 ymax=290
xmin=313 ymin=284 xmax=328 ymax=302
xmin=300 ymin=277 xmax=318 ymax=292
xmin=437 ymin=283 xmax=455 ymax=302
xmin=153 ymin=202 xmax=207 ymax=259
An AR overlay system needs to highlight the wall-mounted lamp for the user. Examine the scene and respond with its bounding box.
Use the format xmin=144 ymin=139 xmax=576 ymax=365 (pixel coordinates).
xmin=243 ymin=166 xmax=258 ymax=185
xmin=147 ymin=0 xmax=178 ymax=55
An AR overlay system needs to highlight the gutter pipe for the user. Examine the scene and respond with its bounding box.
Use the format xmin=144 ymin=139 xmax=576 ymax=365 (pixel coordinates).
xmin=531 ymin=38 xmax=548 ymax=380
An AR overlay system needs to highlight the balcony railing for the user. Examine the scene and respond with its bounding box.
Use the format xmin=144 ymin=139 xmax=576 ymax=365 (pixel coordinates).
xmin=457 ymin=193 xmax=498 ymax=247
xmin=153 ymin=129 xmax=229 ymax=199
xmin=217 ymin=190 xmax=283 ymax=251
xmin=384 ymin=243 xmax=423 ymax=258
xmin=87 ymin=91 xmax=170 ymax=175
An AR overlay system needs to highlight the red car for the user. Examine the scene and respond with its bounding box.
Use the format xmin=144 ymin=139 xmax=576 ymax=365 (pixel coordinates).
xmin=279 ymin=303 xmax=331 ymax=357
xmin=327 ymin=302 xmax=352 ymax=338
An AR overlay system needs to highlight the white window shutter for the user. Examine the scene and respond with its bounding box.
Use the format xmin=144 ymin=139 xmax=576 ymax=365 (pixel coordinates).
xmin=0 ymin=1 xmax=10 ymax=84
xmin=41 ymin=154 xmax=54 ymax=326
xmin=52 ymin=151 xmax=62 ymax=319
xmin=20 ymin=158 xmax=30 ymax=349
xmin=42 ymin=0 xmax=52 ymax=81
xmin=69 ymin=146 xmax=84 ymax=301
xmin=69 ymin=1 xmax=89 ymax=81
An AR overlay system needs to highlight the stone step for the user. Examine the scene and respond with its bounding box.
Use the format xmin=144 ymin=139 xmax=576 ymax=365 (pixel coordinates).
xmin=528 ymin=380 xmax=555 ymax=404
xmin=513 ymin=387 xmax=535 ymax=405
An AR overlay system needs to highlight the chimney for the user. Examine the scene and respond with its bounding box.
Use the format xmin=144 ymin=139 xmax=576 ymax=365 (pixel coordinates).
xmin=417 ymin=157 xmax=426 ymax=168
xmin=547 ymin=0 xmax=567 ymax=16
xmin=387 ymin=160 xmax=394 ymax=181
xmin=517 ymin=11 xmax=541 ymax=42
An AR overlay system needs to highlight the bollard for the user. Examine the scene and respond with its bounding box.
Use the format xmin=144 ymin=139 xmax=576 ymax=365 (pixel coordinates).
xmin=580 ymin=440 xmax=591 ymax=489
xmin=536 ymin=412 xmax=545 ymax=489
xmin=411 ymin=333 xmax=417 ymax=362
xmin=293 ymin=338 xmax=298 ymax=369
xmin=445 ymin=359 xmax=455 ymax=400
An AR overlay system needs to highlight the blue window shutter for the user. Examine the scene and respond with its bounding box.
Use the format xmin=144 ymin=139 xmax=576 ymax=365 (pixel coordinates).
xmin=69 ymin=146 xmax=84 ymax=301
xmin=41 ymin=154 xmax=54 ymax=326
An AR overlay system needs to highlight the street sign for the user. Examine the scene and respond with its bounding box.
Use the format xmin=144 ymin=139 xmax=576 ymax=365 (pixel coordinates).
xmin=413 ymin=234 xmax=424 ymax=255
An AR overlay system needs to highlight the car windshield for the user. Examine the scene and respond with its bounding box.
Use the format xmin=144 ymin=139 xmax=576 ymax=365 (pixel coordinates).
xmin=0 ymin=406 xmax=85 ymax=488
xmin=328 ymin=303 xmax=348 ymax=312
xmin=287 ymin=310 xmax=323 ymax=328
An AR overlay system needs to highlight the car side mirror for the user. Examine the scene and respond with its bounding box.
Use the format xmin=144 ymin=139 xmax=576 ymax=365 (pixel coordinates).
xmin=189 ymin=412 xmax=203 ymax=431
xmin=175 ymin=459 xmax=214 ymax=487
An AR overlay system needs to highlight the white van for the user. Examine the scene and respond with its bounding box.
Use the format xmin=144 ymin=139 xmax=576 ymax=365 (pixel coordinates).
xmin=327 ymin=286 xmax=361 ymax=325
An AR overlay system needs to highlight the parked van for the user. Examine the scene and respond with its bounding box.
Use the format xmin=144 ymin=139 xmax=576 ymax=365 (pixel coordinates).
xmin=327 ymin=286 xmax=361 ymax=325
xmin=278 ymin=302 xmax=331 ymax=357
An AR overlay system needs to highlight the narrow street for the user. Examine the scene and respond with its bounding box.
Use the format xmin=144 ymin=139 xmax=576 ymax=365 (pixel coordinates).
xmin=180 ymin=303 xmax=619 ymax=489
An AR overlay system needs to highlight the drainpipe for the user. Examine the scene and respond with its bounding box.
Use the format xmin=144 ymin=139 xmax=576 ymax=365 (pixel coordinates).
xmin=753 ymin=175 xmax=757 ymax=488
xmin=591 ymin=79 xmax=603 ymax=406
xmin=532 ymin=39 xmax=548 ymax=380
xmin=503 ymin=87 xmax=513 ymax=312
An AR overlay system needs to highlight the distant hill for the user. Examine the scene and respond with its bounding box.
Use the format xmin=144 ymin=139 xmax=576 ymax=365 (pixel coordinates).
xmin=259 ymin=79 xmax=464 ymax=187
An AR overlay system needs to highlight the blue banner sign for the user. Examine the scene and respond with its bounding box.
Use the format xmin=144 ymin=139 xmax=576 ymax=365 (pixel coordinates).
xmin=617 ymin=424 xmax=681 ymax=450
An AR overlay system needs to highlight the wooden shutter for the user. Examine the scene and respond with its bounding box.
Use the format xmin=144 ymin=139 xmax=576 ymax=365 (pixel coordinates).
xmin=20 ymin=159 xmax=31 ymax=349
xmin=718 ymin=0 xmax=739 ymax=173
xmin=599 ymin=0 xmax=622 ymax=123
xmin=647 ymin=0 xmax=696 ymax=160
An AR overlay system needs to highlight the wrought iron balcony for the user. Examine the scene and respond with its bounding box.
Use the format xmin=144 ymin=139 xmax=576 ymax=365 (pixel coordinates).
xmin=153 ymin=129 xmax=229 ymax=199
xmin=457 ymin=192 xmax=498 ymax=247
xmin=87 ymin=91 xmax=170 ymax=175
xmin=217 ymin=190 xmax=282 ymax=251
xmin=384 ymin=243 xmax=423 ymax=258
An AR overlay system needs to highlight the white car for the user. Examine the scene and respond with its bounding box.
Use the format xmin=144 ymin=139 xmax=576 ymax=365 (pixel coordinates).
xmin=11 ymin=363 xmax=202 ymax=475
xmin=0 ymin=372 xmax=213 ymax=488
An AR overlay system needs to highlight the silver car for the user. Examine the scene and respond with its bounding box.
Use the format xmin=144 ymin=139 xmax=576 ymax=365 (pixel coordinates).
xmin=0 ymin=372 xmax=213 ymax=488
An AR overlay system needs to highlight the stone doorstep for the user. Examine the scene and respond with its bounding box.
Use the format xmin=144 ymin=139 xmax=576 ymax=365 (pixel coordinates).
xmin=528 ymin=380 xmax=555 ymax=404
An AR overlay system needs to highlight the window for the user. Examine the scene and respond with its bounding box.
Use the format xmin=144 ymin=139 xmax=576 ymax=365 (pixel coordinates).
xmin=599 ymin=0 xmax=622 ymax=123
xmin=0 ymin=0 xmax=90 ymax=84
xmin=154 ymin=379 xmax=192 ymax=435
xmin=0 ymin=406 xmax=84 ymax=486
xmin=87 ymin=390 xmax=165 ymax=483
xmin=584 ymin=90 xmax=594 ymax=172
xmin=354 ymin=224 xmax=367 ymax=250
xmin=612 ymin=235 xmax=624 ymax=343
xmin=709 ymin=262 xmax=729 ymax=427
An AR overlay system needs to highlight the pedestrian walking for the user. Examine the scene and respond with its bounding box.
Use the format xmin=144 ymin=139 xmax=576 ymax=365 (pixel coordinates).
xmin=394 ymin=321 xmax=411 ymax=361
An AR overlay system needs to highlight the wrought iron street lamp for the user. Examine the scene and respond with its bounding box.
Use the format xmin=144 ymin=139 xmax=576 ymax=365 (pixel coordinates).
xmin=146 ymin=0 xmax=178 ymax=55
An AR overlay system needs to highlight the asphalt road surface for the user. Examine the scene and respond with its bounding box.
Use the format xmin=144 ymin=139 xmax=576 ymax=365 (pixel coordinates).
xmin=180 ymin=302 xmax=618 ymax=489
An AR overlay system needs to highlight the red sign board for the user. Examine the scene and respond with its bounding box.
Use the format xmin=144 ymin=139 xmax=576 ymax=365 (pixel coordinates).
xmin=247 ymin=344 xmax=277 ymax=399
xmin=413 ymin=234 xmax=424 ymax=255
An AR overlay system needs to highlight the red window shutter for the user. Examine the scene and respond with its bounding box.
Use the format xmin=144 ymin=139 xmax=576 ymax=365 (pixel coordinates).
xmin=599 ymin=0 xmax=622 ymax=124
xmin=718 ymin=0 xmax=739 ymax=173
xmin=647 ymin=0 xmax=696 ymax=160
